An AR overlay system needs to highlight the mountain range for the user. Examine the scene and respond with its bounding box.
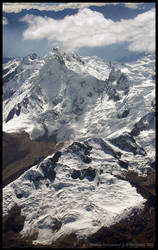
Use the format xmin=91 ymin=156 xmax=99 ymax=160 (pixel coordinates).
xmin=3 ymin=48 xmax=155 ymax=246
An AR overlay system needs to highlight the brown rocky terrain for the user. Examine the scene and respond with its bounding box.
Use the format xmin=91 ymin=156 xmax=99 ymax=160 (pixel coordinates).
xmin=3 ymin=131 xmax=63 ymax=187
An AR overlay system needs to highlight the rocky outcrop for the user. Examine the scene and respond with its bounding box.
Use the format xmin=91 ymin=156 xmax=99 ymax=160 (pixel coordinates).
xmin=22 ymin=53 xmax=38 ymax=64
xmin=3 ymin=68 xmax=18 ymax=84
xmin=48 ymin=151 xmax=62 ymax=164
xmin=71 ymin=167 xmax=96 ymax=181
xmin=40 ymin=162 xmax=56 ymax=182
xmin=116 ymin=73 xmax=129 ymax=94
xmin=51 ymin=218 xmax=62 ymax=231
xmin=71 ymin=169 xmax=81 ymax=179
xmin=68 ymin=142 xmax=92 ymax=163
xmin=131 ymin=112 xmax=155 ymax=137
xmin=3 ymin=204 xmax=26 ymax=234
xmin=118 ymin=160 xmax=129 ymax=169
xmin=5 ymin=104 xmax=21 ymax=123
xmin=151 ymin=99 xmax=155 ymax=111
xmin=117 ymin=108 xmax=130 ymax=119
xmin=109 ymin=132 xmax=146 ymax=156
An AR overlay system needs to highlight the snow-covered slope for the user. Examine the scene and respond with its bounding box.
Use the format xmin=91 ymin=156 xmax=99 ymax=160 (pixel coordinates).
xmin=3 ymin=48 xmax=111 ymax=141
xmin=3 ymin=49 xmax=155 ymax=143
xmin=3 ymin=48 xmax=155 ymax=245
xmin=3 ymin=140 xmax=146 ymax=245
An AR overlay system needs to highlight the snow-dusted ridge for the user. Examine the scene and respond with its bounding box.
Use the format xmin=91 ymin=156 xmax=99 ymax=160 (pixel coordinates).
xmin=3 ymin=48 xmax=155 ymax=245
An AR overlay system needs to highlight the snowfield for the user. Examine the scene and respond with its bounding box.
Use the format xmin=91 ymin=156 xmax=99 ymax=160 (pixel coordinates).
xmin=3 ymin=48 xmax=155 ymax=245
xmin=3 ymin=140 xmax=146 ymax=245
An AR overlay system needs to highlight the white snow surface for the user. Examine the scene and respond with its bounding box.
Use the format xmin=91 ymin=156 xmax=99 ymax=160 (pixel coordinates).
xmin=3 ymin=48 xmax=155 ymax=245
xmin=3 ymin=140 xmax=146 ymax=245
xmin=3 ymin=48 xmax=155 ymax=144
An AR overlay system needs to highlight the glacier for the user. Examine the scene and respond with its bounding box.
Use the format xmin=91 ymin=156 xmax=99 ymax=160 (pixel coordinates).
xmin=3 ymin=48 xmax=155 ymax=245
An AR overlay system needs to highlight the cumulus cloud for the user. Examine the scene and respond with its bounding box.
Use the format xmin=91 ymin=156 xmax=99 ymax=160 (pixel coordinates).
xmin=3 ymin=2 xmax=144 ymax=13
xmin=3 ymin=16 xmax=8 ymax=25
xmin=20 ymin=8 xmax=155 ymax=53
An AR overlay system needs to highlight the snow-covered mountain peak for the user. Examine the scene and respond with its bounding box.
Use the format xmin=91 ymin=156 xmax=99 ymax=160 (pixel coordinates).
xmin=3 ymin=50 xmax=155 ymax=144
xmin=3 ymin=49 xmax=155 ymax=245
xmin=22 ymin=53 xmax=38 ymax=64
xmin=50 ymin=46 xmax=81 ymax=60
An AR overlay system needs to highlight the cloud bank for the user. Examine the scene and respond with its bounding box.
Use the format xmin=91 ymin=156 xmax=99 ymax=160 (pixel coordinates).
xmin=20 ymin=8 xmax=155 ymax=53
xmin=3 ymin=2 xmax=144 ymax=13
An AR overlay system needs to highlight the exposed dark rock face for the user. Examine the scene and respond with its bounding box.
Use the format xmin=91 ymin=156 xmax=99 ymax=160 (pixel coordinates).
xmin=81 ymin=155 xmax=92 ymax=163
xmin=117 ymin=108 xmax=130 ymax=119
xmin=3 ymin=204 xmax=25 ymax=234
xmin=22 ymin=53 xmax=38 ymax=64
xmin=51 ymin=218 xmax=62 ymax=231
xmin=28 ymin=53 xmax=38 ymax=60
xmin=87 ymin=92 xmax=93 ymax=97
xmin=40 ymin=163 xmax=56 ymax=182
xmin=3 ymin=68 xmax=18 ymax=84
xmin=22 ymin=97 xmax=29 ymax=108
xmin=5 ymin=108 xmax=16 ymax=122
xmin=52 ymin=50 xmax=65 ymax=65
xmin=151 ymin=99 xmax=155 ymax=110
xmin=99 ymin=169 xmax=103 ymax=175
xmin=49 ymin=151 xmax=62 ymax=164
xmin=109 ymin=133 xmax=146 ymax=156
xmin=118 ymin=160 xmax=129 ymax=169
xmin=112 ymin=94 xmax=120 ymax=101
xmin=25 ymin=169 xmax=44 ymax=182
xmin=16 ymin=193 xmax=23 ymax=199
xmin=71 ymin=170 xmax=81 ymax=179
xmin=106 ymin=85 xmax=120 ymax=101
xmin=68 ymin=142 xmax=92 ymax=154
xmin=24 ymin=169 xmax=44 ymax=189
xmin=83 ymin=167 xmax=96 ymax=180
xmin=116 ymin=73 xmax=129 ymax=94
xmin=68 ymin=142 xmax=92 ymax=163
xmin=105 ymin=67 xmax=130 ymax=101
xmin=5 ymin=104 xmax=21 ymax=122
xmin=130 ymin=125 xmax=140 ymax=137
xmin=131 ymin=112 xmax=155 ymax=137
xmin=80 ymin=80 xmax=86 ymax=87
xmin=149 ymin=161 xmax=155 ymax=169
xmin=152 ymin=74 xmax=155 ymax=80
xmin=71 ymin=167 xmax=96 ymax=181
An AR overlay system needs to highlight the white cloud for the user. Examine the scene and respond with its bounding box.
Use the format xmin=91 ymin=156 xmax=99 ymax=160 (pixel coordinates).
xmin=20 ymin=8 xmax=155 ymax=53
xmin=124 ymin=3 xmax=143 ymax=10
xmin=3 ymin=2 xmax=144 ymax=13
xmin=3 ymin=16 xmax=8 ymax=25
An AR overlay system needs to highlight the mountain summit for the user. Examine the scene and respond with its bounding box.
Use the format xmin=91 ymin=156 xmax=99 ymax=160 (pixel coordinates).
xmin=3 ymin=48 xmax=155 ymax=142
